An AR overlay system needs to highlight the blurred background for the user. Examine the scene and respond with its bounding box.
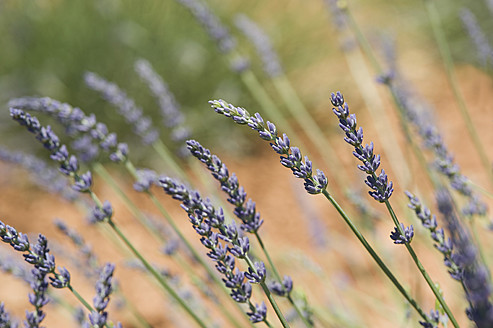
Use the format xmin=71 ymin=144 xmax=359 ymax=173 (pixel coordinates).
xmin=1 ymin=0 xmax=493 ymax=327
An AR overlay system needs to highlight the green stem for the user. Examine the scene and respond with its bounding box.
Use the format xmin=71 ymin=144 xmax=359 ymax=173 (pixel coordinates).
xmin=254 ymin=232 xmax=313 ymax=327
xmin=67 ymin=284 xmax=94 ymax=312
xmin=152 ymin=139 xmax=187 ymax=180
xmin=107 ymin=219 xmax=208 ymax=328
xmin=320 ymin=190 xmax=429 ymax=322
xmin=424 ymin=0 xmax=493 ymax=189
xmin=244 ymin=255 xmax=290 ymax=328
xmin=384 ymin=201 xmax=459 ymax=328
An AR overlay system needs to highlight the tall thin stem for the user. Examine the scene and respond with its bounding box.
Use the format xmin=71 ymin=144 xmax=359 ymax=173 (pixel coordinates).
xmin=67 ymin=284 xmax=94 ymax=313
xmin=384 ymin=200 xmax=459 ymax=328
xmin=321 ymin=190 xmax=429 ymax=322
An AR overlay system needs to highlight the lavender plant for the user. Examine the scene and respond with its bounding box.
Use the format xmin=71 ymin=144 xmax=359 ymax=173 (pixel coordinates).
xmin=329 ymin=91 xmax=459 ymax=327
xmin=209 ymin=97 xmax=431 ymax=324
xmin=436 ymin=189 xmax=493 ymax=327
xmin=186 ymin=139 xmax=313 ymax=327
xmin=0 ymin=302 xmax=17 ymax=328
xmin=2 ymin=2 xmax=493 ymax=327
xmin=0 ymin=221 xmax=92 ymax=323
xmin=160 ymin=176 xmax=288 ymax=327
xmin=8 ymin=108 xmax=210 ymax=328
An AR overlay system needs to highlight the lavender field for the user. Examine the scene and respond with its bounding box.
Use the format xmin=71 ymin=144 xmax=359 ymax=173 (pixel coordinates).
xmin=1 ymin=0 xmax=493 ymax=327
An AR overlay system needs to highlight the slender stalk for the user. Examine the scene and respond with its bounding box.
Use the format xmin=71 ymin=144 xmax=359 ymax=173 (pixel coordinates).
xmin=67 ymin=284 xmax=94 ymax=313
xmin=320 ymin=190 xmax=429 ymax=322
xmin=423 ymin=0 xmax=493 ymax=189
xmin=244 ymin=255 xmax=290 ymax=328
xmin=384 ymin=201 xmax=460 ymax=328
xmin=254 ymin=232 xmax=313 ymax=327
xmin=106 ymin=219 xmax=208 ymax=328
xmin=152 ymin=139 xmax=187 ymax=180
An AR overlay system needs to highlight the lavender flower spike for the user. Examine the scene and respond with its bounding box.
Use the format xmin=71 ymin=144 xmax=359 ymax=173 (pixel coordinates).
xmin=0 ymin=302 xmax=18 ymax=328
xmin=86 ymin=263 xmax=116 ymax=328
xmin=330 ymin=91 xmax=393 ymax=202
xmin=209 ymin=99 xmax=328 ymax=195
xmin=25 ymin=268 xmax=49 ymax=328
xmin=175 ymin=0 xmax=236 ymax=54
xmin=389 ymin=223 xmax=414 ymax=245
xmin=460 ymin=8 xmax=493 ymax=67
xmin=436 ymin=189 xmax=493 ymax=327
xmin=10 ymin=109 xmax=93 ymax=193
xmin=84 ymin=71 xmax=159 ymax=145
xmin=8 ymin=97 xmax=128 ymax=164
xmin=0 ymin=222 xmax=79 ymax=327
xmin=159 ymin=177 xmax=270 ymax=324
xmin=134 ymin=59 xmax=184 ymax=129
xmin=134 ymin=59 xmax=191 ymax=156
xmin=235 ymin=14 xmax=283 ymax=78
xmin=186 ymin=139 xmax=263 ymax=233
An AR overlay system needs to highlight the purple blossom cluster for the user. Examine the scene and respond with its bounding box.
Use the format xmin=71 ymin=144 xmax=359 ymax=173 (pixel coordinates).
xmin=436 ymin=190 xmax=493 ymax=327
xmin=186 ymin=139 xmax=263 ymax=233
xmin=159 ymin=177 xmax=268 ymax=323
xmin=174 ymin=0 xmax=250 ymax=73
xmin=405 ymin=191 xmax=460 ymax=279
xmin=133 ymin=168 xmax=158 ymax=193
xmin=8 ymin=97 xmax=128 ymax=164
xmin=330 ymin=91 xmax=393 ymax=202
xmin=84 ymin=72 xmax=159 ymax=145
xmin=9 ymin=109 xmax=114 ymax=224
xmin=381 ymin=67 xmax=487 ymax=218
xmin=134 ymin=59 xmax=191 ymax=156
xmin=0 ymin=148 xmax=78 ymax=202
xmin=84 ymin=263 xmax=116 ymax=328
xmin=9 ymin=109 xmax=93 ymax=192
xmin=460 ymin=8 xmax=493 ymax=67
xmin=209 ymin=99 xmax=328 ymax=195
xmin=389 ymin=223 xmax=414 ymax=245
xmin=186 ymin=140 xmax=295 ymax=298
xmin=234 ymin=14 xmax=283 ymax=78
xmin=0 ymin=222 xmax=73 ymax=327
xmin=0 ymin=302 xmax=17 ymax=328
xmin=174 ymin=0 xmax=235 ymax=54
